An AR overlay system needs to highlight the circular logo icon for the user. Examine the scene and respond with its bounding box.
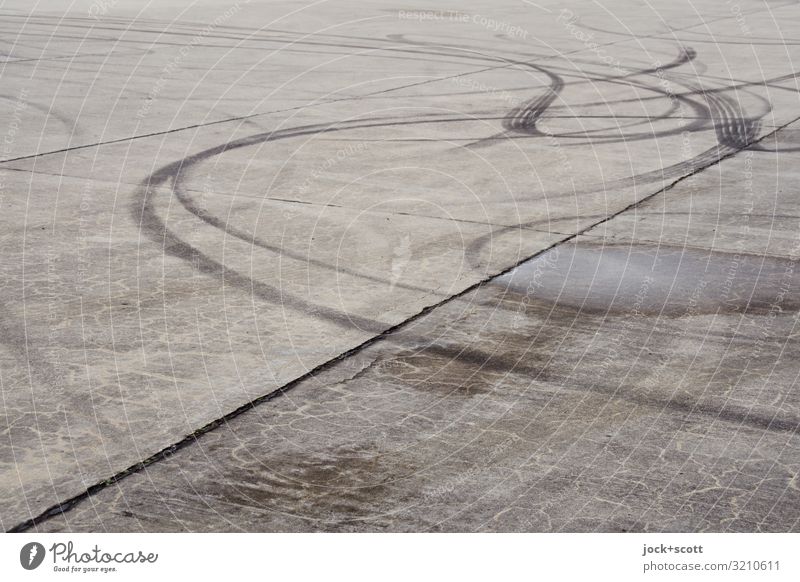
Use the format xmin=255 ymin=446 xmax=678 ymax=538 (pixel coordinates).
xmin=20 ymin=542 xmax=46 ymax=570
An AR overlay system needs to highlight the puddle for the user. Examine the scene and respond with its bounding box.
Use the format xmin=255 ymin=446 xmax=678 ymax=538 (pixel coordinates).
xmin=494 ymin=242 xmax=800 ymax=316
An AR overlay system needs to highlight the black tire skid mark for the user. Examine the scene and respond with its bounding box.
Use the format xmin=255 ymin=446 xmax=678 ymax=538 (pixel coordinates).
xmin=512 ymin=55 xmax=777 ymax=197
xmin=0 ymin=20 xmax=546 ymax=73
xmin=0 ymin=28 xmax=507 ymax=71
xmin=172 ymin=178 xmax=444 ymax=297
xmin=149 ymin=38 xmax=783 ymax=303
xmin=0 ymin=94 xmax=76 ymax=135
xmin=527 ymin=78 xmax=709 ymax=144
xmin=152 ymin=40 xmax=772 ymax=306
xmin=136 ymin=129 xmax=385 ymax=334
xmin=445 ymin=48 xmax=712 ymax=239
xmin=168 ymin=109 xmax=532 ymax=300
xmin=455 ymin=61 xmax=564 ymax=150
xmin=502 ymin=61 xmax=566 ymax=135
xmin=10 ymin=44 xmax=800 ymax=536
xmin=5 ymin=15 xmax=542 ymax=64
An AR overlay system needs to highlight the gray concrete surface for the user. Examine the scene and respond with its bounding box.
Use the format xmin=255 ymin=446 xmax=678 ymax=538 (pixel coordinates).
xmin=1 ymin=0 xmax=799 ymax=532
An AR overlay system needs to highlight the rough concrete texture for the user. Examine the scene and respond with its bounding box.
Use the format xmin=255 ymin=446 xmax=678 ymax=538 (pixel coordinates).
xmin=1 ymin=0 xmax=799 ymax=532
